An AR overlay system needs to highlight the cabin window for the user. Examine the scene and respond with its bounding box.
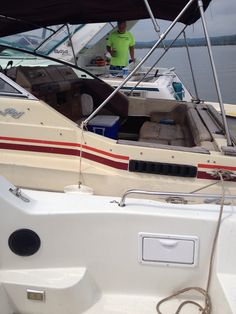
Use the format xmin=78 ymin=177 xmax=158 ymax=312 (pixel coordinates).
xmin=0 ymin=77 xmax=22 ymax=95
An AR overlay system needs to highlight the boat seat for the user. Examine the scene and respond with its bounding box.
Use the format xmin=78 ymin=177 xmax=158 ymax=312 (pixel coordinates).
xmin=76 ymin=93 xmax=94 ymax=125
xmin=150 ymin=103 xmax=191 ymax=125
xmin=82 ymin=78 xmax=129 ymax=117
xmin=140 ymin=122 xmax=184 ymax=140
xmin=200 ymin=141 xmax=217 ymax=151
xmin=139 ymin=121 xmax=185 ymax=146
xmin=81 ymin=93 xmax=94 ymax=116
xmin=170 ymin=139 xmax=186 ymax=146
xmin=159 ymin=123 xmax=184 ymax=140
xmin=139 ymin=122 xmax=159 ymax=139
xmin=196 ymin=106 xmax=221 ymax=134
xmin=138 ymin=137 xmax=169 ymax=145
xmin=186 ymin=107 xmax=212 ymax=145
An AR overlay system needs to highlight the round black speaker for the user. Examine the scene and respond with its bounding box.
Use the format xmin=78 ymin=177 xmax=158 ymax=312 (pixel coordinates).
xmin=8 ymin=229 xmax=41 ymax=256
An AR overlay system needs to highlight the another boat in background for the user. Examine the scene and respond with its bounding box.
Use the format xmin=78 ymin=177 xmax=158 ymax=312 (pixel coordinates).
xmin=1 ymin=19 xmax=235 ymax=115
xmin=0 ymin=21 xmax=192 ymax=102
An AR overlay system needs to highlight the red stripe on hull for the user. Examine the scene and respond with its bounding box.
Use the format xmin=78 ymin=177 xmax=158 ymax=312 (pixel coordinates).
xmin=82 ymin=151 xmax=128 ymax=170
xmin=0 ymin=136 xmax=78 ymax=147
xmin=198 ymin=163 xmax=236 ymax=171
xmin=82 ymin=144 xmax=129 ymax=160
xmin=0 ymin=143 xmax=128 ymax=170
xmin=0 ymin=136 xmax=129 ymax=160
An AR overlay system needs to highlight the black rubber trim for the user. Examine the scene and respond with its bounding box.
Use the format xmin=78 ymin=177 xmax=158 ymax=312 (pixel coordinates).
xmin=129 ymin=160 xmax=197 ymax=177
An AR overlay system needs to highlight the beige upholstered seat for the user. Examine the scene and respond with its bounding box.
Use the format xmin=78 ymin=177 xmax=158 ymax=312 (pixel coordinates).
xmin=76 ymin=93 xmax=94 ymax=125
xmin=81 ymin=93 xmax=94 ymax=116
xmin=139 ymin=121 xmax=185 ymax=146
xmin=186 ymin=108 xmax=212 ymax=145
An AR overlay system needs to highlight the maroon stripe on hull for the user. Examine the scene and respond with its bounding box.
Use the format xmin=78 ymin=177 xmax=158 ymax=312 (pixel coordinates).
xmin=81 ymin=151 xmax=128 ymax=170
xmin=0 ymin=142 xmax=78 ymax=155
xmin=0 ymin=136 xmax=129 ymax=160
xmin=0 ymin=143 xmax=128 ymax=170
xmin=197 ymin=171 xmax=236 ymax=182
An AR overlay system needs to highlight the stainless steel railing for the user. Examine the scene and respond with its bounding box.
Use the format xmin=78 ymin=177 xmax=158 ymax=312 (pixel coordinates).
xmin=118 ymin=189 xmax=236 ymax=207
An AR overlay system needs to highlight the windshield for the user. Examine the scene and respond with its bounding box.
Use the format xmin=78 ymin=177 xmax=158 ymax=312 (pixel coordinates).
xmin=0 ymin=23 xmax=108 ymax=64
xmin=0 ymin=24 xmax=84 ymax=55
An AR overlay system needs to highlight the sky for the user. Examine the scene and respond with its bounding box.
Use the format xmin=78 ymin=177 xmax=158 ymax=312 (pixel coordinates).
xmin=131 ymin=0 xmax=236 ymax=41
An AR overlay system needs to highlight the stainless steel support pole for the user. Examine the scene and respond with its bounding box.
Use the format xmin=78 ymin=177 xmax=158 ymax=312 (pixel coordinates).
xmin=66 ymin=23 xmax=77 ymax=66
xmin=143 ymin=0 xmax=160 ymax=33
xmin=183 ymin=30 xmax=199 ymax=101
xmin=198 ymin=0 xmax=232 ymax=146
xmin=83 ymin=0 xmax=196 ymax=126
xmin=129 ymin=26 xmax=187 ymax=96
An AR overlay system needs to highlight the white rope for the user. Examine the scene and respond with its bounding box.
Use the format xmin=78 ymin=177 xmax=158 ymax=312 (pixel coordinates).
xmin=156 ymin=169 xmax=229 ymax=314
xmin=78 ymin=121 xmax=87 ymax=188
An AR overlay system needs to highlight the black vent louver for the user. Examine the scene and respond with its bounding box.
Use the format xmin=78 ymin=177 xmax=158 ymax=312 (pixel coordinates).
xmin=129 ymin=160 xmax=197 ymax=177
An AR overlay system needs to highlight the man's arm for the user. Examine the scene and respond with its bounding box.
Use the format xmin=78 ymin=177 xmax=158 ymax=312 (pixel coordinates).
xmin=106 ymin=45 xmax=112 ymax=55
xmin=129 ymin=46 xmax=135 ymax=62
xmin=107 ymin=45 xmax=116 ymax=57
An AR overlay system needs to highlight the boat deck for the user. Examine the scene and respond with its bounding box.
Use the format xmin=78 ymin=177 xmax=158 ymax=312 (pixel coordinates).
xmin=5 ymin=63 xmax=233 ymax=153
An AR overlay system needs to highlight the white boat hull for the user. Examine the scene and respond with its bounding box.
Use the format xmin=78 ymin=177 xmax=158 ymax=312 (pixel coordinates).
xmin=0 ymin=1 xmax=235 ymax=313
xmin=0 ymin=176 xmax=235 ymax=314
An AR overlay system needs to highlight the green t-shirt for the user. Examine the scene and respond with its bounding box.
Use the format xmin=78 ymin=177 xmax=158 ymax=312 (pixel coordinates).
xmin=107 ymin=30 xmax=135 ymax=67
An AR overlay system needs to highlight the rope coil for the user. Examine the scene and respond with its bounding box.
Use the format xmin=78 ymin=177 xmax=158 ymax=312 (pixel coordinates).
xmin=156 ymin=169 xmax=229 ymax=314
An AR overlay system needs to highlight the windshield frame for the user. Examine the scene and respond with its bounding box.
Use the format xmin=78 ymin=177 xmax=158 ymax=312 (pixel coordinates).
xmin=0 ymin=72 xmax=37 ymax=99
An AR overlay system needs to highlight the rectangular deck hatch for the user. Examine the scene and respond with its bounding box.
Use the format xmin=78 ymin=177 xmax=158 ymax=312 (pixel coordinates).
xmin=138 ymin=233 xmax=199 ymax=267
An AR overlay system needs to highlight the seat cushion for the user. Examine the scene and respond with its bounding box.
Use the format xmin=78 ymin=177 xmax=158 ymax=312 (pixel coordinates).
xmin=139 ymin=122 xmax=160 ymax=139
xmin=139 ymin=121 xmax=184 ymax=141
xmin=186 ymin=108 xmax=212 ymax=144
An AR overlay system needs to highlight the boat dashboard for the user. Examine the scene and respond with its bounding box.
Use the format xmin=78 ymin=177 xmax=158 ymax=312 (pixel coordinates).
xmin=4 ymin=64 xmax=129 ymax=120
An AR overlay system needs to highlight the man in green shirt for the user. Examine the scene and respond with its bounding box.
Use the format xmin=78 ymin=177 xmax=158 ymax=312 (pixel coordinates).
xmin=107 ymin=21 xmax=135 ymax=73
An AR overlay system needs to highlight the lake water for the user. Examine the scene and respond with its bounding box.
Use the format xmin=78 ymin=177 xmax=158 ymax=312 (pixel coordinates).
xmin=136 ymin=45 xmax=236 ymax=104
